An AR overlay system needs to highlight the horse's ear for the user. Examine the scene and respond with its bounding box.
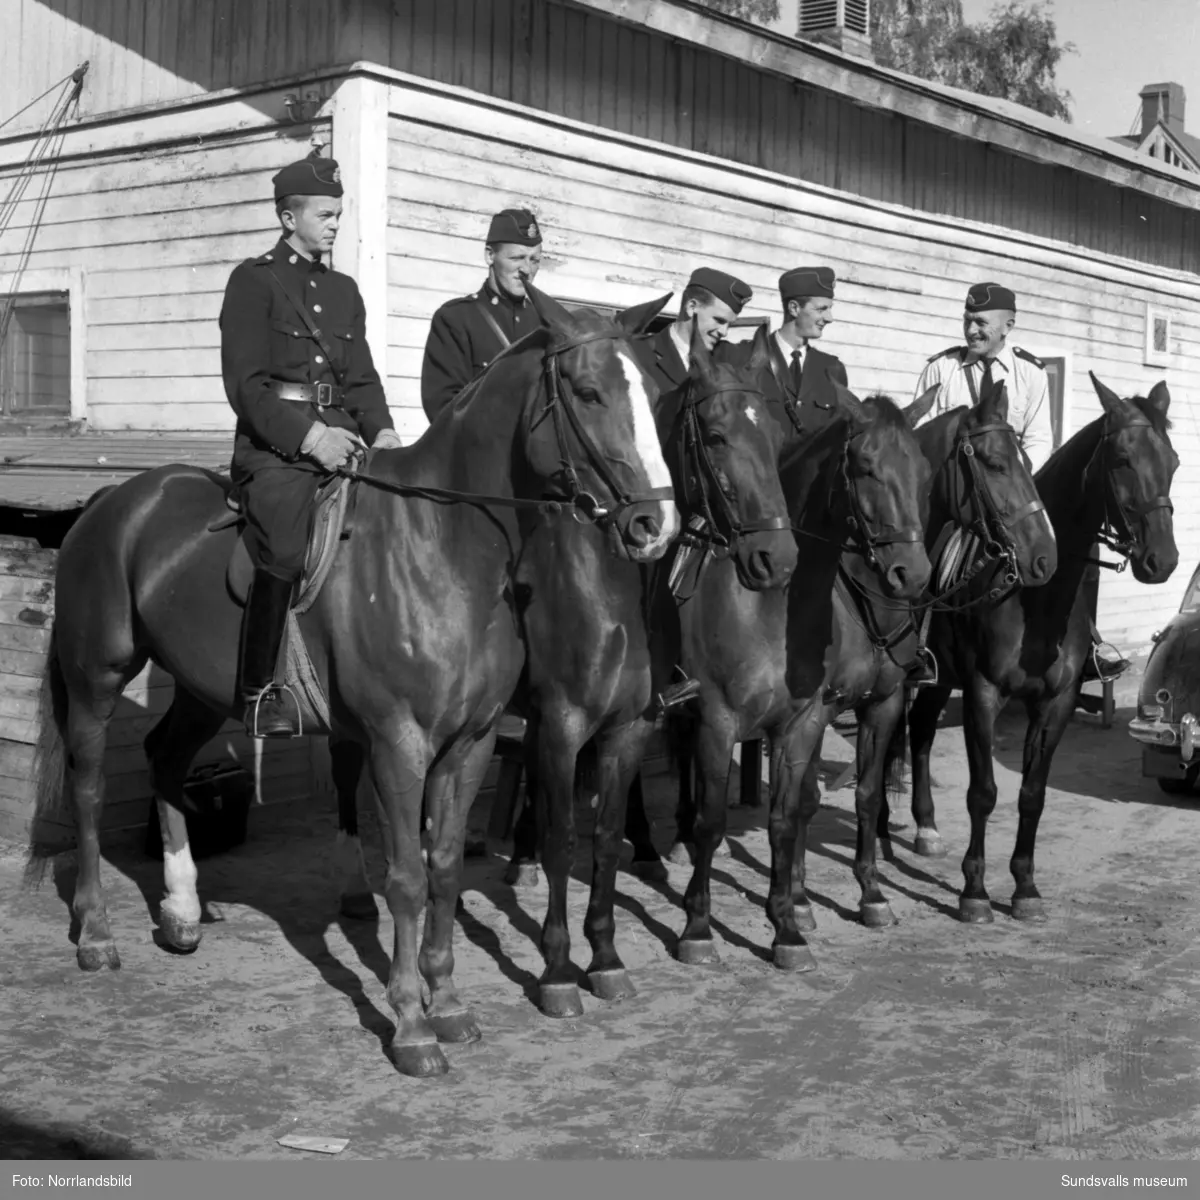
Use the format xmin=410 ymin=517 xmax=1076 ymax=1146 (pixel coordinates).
xmin=1146 ymin=380 xmax=1172 ymax=419
xmin=831 ymin=376 xmax=869 ymax=427
xmin=979 ymin=380 xmax=1010 ymax=425
xmin=1089 ymin=371 xmax=1123 ymax=415
xmin=687 ymin=315 xmax=715 ymax=383
xmin=616 ymin=292 xmax=673 ymax=338
xmin=746 ymin=322 xmax=771 ymax=373
xmin=523 ymin=281 xmax=577 ymax=338
xmin=902 ymin=384 xmax=939 ymax=429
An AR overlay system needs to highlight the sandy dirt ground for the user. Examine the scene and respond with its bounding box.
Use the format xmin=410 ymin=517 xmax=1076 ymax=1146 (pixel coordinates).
xmin=2 ymin=692 xmax=1199 ymax=1162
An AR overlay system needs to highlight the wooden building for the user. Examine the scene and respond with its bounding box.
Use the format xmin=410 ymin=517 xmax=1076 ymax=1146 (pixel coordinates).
xmin=1 ymin=0 xmax=1197 ymax=839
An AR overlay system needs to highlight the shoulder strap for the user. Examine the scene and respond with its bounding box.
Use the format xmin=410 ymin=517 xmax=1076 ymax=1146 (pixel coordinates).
xmin=264 ymin=266 xmax=346 ymax=387
xmin=475 ymin=297 xmax=512 ymax=357
xmin=1012 ymin=346 xmax=1045 ymax=370
xmin=927 ymin=345 xmax=963 ymax=364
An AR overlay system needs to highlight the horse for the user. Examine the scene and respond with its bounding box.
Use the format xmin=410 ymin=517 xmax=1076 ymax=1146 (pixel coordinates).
xmin=508 ymin=317 xmax=797 ymax=1018
xmin=622 ymin=375 xmax=1059 ymax=943
xmin=881 ymin=373 xmax=1178 ymax=925
xmin=24 ymin=283 xmax=680 ymax=1079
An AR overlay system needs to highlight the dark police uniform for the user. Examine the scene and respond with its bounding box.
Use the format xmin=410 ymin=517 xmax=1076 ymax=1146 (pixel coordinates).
xmin=723 ymin=266 xmax=848 ymax=441
xmin=420 ymin=208 xmax=547 ymax=422
xmin=219 ymin=155 xmax=396 ymax=736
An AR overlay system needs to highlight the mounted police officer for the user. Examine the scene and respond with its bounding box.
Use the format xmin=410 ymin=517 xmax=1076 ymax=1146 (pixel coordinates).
xmin=912 ymin=281 xmax=1125 ymax=681
xmin=733 ymin=266 xmax=849 ymax=438
xmin=637 ymin=266 xmax=753 ymax=396
xmin=420 ymin=208 xmax=547 ymax=421
xmin=220 ymin=156 xmax=402 ymax=738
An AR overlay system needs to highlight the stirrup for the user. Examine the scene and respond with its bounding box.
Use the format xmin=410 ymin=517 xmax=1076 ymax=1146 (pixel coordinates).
xmin=907 ymin=648 xmax=939 ymax=689
xmin=656 ymin=673 xmax=702 ymax=713
xmin=1086 ymin=639 xmax=1129 ymax=683
xmin=246 ymin=683 xmax=304 ymax=739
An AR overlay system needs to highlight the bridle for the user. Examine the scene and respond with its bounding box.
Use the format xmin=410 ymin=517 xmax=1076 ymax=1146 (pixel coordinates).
xmin=1080 ymin=412 xmax=1173 ymax=572
xmin=674 ymin=377 xmax=790 ymax=559
xmin=534 ymin=328 xmax=676 ymax=526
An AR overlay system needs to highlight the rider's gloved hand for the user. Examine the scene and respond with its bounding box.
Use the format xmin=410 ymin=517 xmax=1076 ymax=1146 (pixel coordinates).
xmin=371 ymin=429 xmax=404 ymax=451
xmin=300 ymin=423 xmax=363 ymax=472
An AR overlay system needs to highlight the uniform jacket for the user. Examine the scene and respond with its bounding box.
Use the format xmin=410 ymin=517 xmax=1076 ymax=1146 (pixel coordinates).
xmin=219 ymin=237 xmax=394 ymax=476
xmin=723 ymin=331 xmax=848 ymax=439
xmin=912 ymin=342 xmax=1053 ymax=472
xmin=420 ymin=279 xmax=546 ymax=421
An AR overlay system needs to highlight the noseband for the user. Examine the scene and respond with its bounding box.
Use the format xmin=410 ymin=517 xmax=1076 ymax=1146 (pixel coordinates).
xmin=537 ymin=329 xmax=675 ymax=526
xmin=676 ymin=380 xmax=790 ymax=558
xmin=1083 ymin=413 xmax=1174 ymax=571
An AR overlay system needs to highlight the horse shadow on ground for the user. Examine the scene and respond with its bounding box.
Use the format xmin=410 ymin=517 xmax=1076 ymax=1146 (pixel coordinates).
xmin=0 ymin=1106 xmax=159 ymax=1160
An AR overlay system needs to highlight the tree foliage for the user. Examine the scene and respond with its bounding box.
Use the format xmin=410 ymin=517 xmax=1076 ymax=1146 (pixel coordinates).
xmin=871 ymin=0 xmax=1074 ymax=122
xmin=695 ymin=0 xmax=781 ymax=22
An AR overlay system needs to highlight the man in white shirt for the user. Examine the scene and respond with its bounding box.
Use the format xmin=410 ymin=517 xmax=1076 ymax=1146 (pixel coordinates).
xmin=911 ymin=281 xmax=1125 ymax=683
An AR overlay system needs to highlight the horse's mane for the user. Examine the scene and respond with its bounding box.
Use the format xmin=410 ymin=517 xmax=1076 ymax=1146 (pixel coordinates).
xmin=861 ymin=393 xmax=912 ymax=434
xmin=445 ymin=325 xmax=552 ymax=420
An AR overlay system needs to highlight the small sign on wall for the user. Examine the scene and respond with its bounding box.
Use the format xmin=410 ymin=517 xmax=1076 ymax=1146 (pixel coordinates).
xmin=1144 ymin=304 xmax=1173 ymax=368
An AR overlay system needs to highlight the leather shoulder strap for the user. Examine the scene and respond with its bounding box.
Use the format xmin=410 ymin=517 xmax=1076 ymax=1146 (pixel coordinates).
xmin=475 ymin=297 xmax=512 ymax=357
xmin=264 ymin=266 xmax=346 ymax=387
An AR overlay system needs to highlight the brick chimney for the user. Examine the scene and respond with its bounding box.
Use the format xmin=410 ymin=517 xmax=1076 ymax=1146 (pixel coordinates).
xmin=1140 ymin=82 xmax=1186 ymax=138
xmin=798 ymin=0 xmax=874 ymax=62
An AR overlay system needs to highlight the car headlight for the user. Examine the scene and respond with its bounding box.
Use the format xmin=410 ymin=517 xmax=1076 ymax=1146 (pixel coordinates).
xmin=1182 ymin=713 xmax=1198 ymax=762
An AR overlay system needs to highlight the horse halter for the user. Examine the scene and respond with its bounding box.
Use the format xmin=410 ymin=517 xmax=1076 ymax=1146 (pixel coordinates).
xmin=537 ymin=329 xmax=675 ymax=526
xmin=946 ymin=419 xmax=1047 ymax=588
xmin=1084 ymin=413 xmax=1174 ymax=569
xmin=836 ymin=429 xmax=924 ymax=574
xmin=676 ymin=379 xmax=790 ymax=557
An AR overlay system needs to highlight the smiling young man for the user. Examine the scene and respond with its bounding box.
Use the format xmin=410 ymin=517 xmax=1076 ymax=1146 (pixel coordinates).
xmin=420 ymin=208 xmax=547 ymax=420
xmin=219 ymin=155 xmax=400 ymax=737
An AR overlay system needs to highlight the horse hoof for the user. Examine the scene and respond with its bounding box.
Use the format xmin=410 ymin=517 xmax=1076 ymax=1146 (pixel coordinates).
xmin=773 ymin=943 xmax=817 ymax=973
xmin=77 ymin=942 xmax=121 ymax=972
xmin=389 ymin=1040 xmax=450 ymax=1078
xmin=504 ymin=861 xmax=541 ymax=889
xmin=793 ymin=902 xmax=817 ymax=933
xmin=959 ymin=897 xmax=994 ymax=924
xmin=914 ymin=829 xmax=948 ymax=858
xmin=629 ymin=859 xmax=669 ymax=882
xmin=539 ymin=982 xmax=584 ymax=1019
xmin=1011 ymin=895 xmax=1048 ymax=923
xmin=861 ymin=901 xmax=898 ymax=929
xmin=713 ymin=838 xmax=731 ymax=859
xmin=666 ymin=842 xmax=693 ymax=867
xmin=588 ymin=969 xmax=637 ymax=1002
xmin=339 ymin=891 xmax=379 ymax=921
xmin=676 ymin=937 xmax=719 ymax=966
xmin=426 ymin=1009 xmax=482 ymax=1044
xmin=159 ymin=912 xmax=202 ymax=953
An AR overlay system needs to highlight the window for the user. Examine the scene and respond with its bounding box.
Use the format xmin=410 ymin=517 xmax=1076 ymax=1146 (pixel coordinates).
xmin=1040 ymin=356 xmax=1067 ymax=449
xmin=1144 ymin=304 xmax=1172 ymax=368
xmin=0 ymin=292 xmax=70 ymax=417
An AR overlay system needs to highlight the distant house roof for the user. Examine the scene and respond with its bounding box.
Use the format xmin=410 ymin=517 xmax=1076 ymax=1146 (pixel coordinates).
xmin=1109 ymin=125 xmax=1200 ymax=175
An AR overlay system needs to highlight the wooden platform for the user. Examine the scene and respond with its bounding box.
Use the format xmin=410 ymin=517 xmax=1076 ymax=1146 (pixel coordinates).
xmin=0 ymin=433 xmax=232 ymax=512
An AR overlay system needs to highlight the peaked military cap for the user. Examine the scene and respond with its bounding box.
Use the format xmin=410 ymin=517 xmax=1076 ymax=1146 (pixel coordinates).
xmin=780 ymin=266 xmax=836 ymax=302
xmin=687 ymin=267 xmax=752 ymax=315
xmin=272 ymin=157 xmax=343 ymax=201
xmin=965 ymin=281 xmax=1017 ymax=313
xmin=487 ymin=208 xmax=543 ymax=246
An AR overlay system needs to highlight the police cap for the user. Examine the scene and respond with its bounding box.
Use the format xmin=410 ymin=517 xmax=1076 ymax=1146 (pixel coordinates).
xmin=780 ymin=266 xmax=836 ymax=303
xmin=965 ymin=281 xmax=1017 ymax=313
xmin=272 ymin=157 xmax=343 ymax=202
xmin=687 ymin=267 xmax=752 ymax=315
xmin=487 ymin=208 xmax=543 ymax=246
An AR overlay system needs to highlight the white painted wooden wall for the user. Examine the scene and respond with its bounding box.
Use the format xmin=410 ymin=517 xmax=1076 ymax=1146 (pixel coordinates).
xmin=385 ymin=79 xmax=1200 ymax=656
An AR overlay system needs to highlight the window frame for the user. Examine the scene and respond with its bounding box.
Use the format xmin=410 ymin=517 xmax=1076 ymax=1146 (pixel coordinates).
xmin=0 ymin=266 xmax=85 ymax=425
xmin=1018 ymin=343 xmax=1073 ymax=449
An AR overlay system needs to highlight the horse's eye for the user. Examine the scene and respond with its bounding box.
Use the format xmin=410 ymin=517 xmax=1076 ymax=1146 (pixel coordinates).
xmin=703 ymin=431 xmax=727 ymax=448
xmin=576 ymin=388 xmax=602 ymax=406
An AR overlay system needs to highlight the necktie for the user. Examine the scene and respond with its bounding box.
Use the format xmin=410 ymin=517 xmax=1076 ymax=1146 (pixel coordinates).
xmin=790 ymin=348 xmax=803 ymax=395
xmin=980 ymin=357 xmax=996 ymax=395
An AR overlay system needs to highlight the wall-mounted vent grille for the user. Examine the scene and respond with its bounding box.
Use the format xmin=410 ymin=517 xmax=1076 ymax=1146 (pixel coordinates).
xmin=800 ymin=0 xmax=870 ymax=36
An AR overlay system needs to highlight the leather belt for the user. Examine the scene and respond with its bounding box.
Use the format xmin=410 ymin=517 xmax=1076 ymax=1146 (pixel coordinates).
xmin=267 ymin=380 xmax=344 ymax=409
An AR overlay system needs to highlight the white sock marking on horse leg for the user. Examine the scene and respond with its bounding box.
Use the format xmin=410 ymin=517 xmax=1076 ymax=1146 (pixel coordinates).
xmin=334 ymin=830 xmax=371 ymax=896
xmin=618 ymin=348 xmax=679 ymax=549
xmin=157 ymin=798 xmax=201 ymax=925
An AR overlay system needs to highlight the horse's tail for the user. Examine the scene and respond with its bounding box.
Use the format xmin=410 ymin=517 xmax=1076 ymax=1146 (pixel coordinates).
xmin=883 ymin=694 xmax=910 ymax=811
xmin=23 ymin=628 xmax=72 ymax=887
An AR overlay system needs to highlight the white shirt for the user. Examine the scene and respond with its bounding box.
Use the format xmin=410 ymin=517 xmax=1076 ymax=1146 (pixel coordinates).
xmin=912 ymin=342 xmax=1053 ymax=472
xmin=668 ymin=322 xmax=693 ymax=375
xmin=774 ymin=330 xmax=807 ymax=375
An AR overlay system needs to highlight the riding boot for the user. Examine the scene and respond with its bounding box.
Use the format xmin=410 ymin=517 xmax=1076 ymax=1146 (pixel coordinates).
xmin=1081 ymin=616 xmax=1130 ymax=682
xmin=904 ymin=648 xmax=939 ymax=688
xmin=238 ymin=568 xmax=301 ymax=738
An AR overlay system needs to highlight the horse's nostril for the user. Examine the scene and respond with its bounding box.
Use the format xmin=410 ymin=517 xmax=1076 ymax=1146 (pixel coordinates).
xmin=629 ymin=515 xmax=660 ymax=546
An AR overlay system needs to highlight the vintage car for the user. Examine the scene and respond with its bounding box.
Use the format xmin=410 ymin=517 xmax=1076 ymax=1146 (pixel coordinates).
xmin=1129 ymin=558 xmax=1200 ymax=794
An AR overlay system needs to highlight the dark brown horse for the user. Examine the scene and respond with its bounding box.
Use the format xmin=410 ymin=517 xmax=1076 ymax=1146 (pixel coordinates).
xmin=25 ymin=286 xmax=679 ymax=1078
xmin=632 ymin=375 xmax=938 ymax=971
xmin=882 ymin=374 xmax=1178 ymax=924
xmin=508 ymin=318 xmax=797 ymax=1017
xmin=624 ymin=379 xmax=1059 ymax=946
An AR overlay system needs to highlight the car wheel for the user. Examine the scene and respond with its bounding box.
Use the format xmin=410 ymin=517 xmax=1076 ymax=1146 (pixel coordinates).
xmin=1157 ymin=765 xmax=1200 ymax=795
